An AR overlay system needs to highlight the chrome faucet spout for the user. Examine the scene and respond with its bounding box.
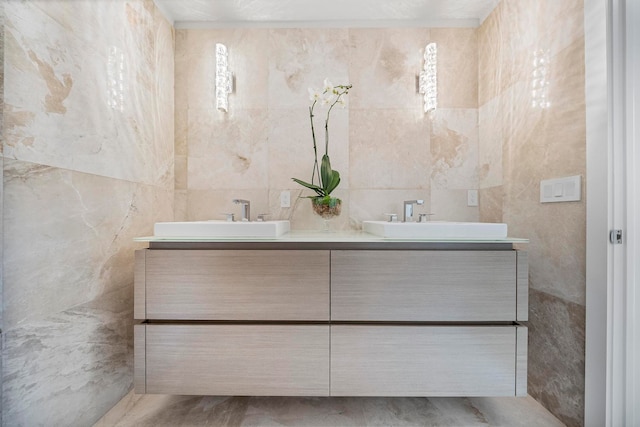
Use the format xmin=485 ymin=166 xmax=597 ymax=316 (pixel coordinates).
xmin=403 ymin=199 xmax=424 ymax=222
xmin=233 ymin=199 xmax=251 ymax=222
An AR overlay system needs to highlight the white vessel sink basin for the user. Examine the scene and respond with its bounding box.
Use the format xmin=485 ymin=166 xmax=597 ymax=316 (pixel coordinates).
xmin=363 ymin=221 xmax=508 ymax=239
xmin=154 ymin=220 xmax=290 ymax=238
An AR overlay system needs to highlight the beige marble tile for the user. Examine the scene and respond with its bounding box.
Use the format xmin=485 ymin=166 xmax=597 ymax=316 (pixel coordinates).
xmin=3 ymin=0 xmax=174 ymax=187
xmin=174 ymin=189 xmax=188 ymax=222
xmin=188 ymin=108 xmax=269 ymax=190
xmin=478 ymin=96 xmax=503 ymax=189
xmin=268 ymin=28 xmax=350 ymax=109
xmin=430 ymin=108 xmax=479 ymax=190
xmin=431 ymin=28 xmax=478 ymax=109
xmin=477 ymin=4 xmax=502 ymax=106
xmin=528 ymin=289 xmax=585 ymax=427
xmin=174 ymin=154 xmax=187 ymax=190
xmin=349 ymin=108 xmax=430 ymax=189
xmin=430 ymin=189 xmax=479 ymax=222
xmin=174 ymin=108 xmax=188 ymax=156
xmin=3 ymin=159 xmax=173 ymax=330
xmin=479 ymin=186 xmax=504 ymax=223
xmin=348 ymin=28 xmax=430 ymax=110
xmin=5 ymin=286 xmax=134 ymax=427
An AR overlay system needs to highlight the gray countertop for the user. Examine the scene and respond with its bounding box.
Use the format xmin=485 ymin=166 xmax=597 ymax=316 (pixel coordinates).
xmin=136 ymin=231 xmax=528 ymax=250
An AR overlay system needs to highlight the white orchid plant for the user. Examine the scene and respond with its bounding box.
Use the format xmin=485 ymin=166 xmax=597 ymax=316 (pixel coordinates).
xmin=292 ymin=78 xmax=352 ymax=206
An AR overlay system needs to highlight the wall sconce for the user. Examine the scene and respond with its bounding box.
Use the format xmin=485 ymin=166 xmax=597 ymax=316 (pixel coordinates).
xmin=531 ymin=49 xmax=550 ymax=109
xmin=418 ymin=43 xmax=438 ymax=113
xmin=216 ymin=43 xmax=233 ymax=112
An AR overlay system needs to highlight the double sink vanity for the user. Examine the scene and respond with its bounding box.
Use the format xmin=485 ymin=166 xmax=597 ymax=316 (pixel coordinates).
xmin=134 ymin=217 xmax=528 ymax=397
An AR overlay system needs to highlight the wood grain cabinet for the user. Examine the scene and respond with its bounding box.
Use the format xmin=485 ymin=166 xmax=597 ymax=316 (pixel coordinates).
xmin=134 ymin=246 xmax=528 ymax=397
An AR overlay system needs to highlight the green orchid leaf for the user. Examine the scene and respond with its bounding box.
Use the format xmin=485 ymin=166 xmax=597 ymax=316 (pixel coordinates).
xmin=320 ymin=154 xmax=333 ymax=192
xmin=291 ymin=178 xmax=325 ymax=196
xmin=325 ymin=170 xmax=341 ymax=195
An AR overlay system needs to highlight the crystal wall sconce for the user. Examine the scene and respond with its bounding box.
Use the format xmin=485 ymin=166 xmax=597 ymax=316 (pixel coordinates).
xmin=531 ymin=49 xmax=550 ymax=109
xmin=418 ymin=43 xmax=438 ymax=113
xmin=216 ymin=43 xmax=233 ymax=112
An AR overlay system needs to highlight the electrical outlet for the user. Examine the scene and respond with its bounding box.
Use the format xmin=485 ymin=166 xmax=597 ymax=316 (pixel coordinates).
xmin=467 ymin=189 xmax=478 ymax=207
xmin=280 ymin=191 xmax=291 ymax=208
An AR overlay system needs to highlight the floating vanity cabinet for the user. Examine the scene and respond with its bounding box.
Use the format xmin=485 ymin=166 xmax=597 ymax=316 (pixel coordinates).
xmin=134 ymin=240 xmax=528 ymax=397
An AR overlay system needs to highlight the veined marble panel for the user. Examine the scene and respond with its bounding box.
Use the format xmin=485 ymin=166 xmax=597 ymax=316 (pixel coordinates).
xmin=349 ymin=108 xmax=430 ymax=190
xmin=188 ymin=108 xmax=269 ymax=190
xmin=3 ymin=159 xmax=173 ymax=330
xmin=348 ymin=28 xmax=431 ymax=110
xmin=268 ymin=28 xmax=350 ymax=109
xmin=430 ymin=189 xmax=480 ymax=222
xmin=478 ymin=96 xmax=503 ymax=189
xmin=430 ymin=28 xmax=478 ymax=109
xmin=478 ymin=186 xmax=504 ymax=223
xmin=3 ymin=0 xmax=174 ymax=187
xmin=3 ymin=286 xmax=134 ymax=427
xmin=430 ymin=108 xmax=478 ymax=190
xmin=528 ymin=289 xmax=585 ymax=427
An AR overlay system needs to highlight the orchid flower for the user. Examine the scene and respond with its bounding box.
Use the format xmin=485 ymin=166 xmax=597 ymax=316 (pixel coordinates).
xmin=308 ymin=87 xmax=322 ymax=102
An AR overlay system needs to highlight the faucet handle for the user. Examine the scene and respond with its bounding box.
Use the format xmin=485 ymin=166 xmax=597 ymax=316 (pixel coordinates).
xmin=418 ymin=213 xmax=435 ymax=223
xmin=221 ymin=213 xmax=235 ymax=222
xmin=384 ymin=213 xmax=399 ymax=222
xmin=256 ymin=213 xmax=269 ymax=222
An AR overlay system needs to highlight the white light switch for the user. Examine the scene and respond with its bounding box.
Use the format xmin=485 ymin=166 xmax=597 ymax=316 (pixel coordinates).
xmin=280 ymin=191 xmax=291 ymax=208
xmin=540 ymin=175 xmax=581 ymax=203
xmin=467 ymin=189 xmax=479 ymax=207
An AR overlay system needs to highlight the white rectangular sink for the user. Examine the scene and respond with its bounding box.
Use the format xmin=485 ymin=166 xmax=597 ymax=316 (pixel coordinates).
xmin=363 ymin=221 xmax=508 ymax=239
xmin=154 ymin=220 xmax=290 ymax=238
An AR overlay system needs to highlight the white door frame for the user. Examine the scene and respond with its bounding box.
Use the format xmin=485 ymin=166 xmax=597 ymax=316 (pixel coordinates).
xmin=585 ymin=0 xmax=639 ymax=425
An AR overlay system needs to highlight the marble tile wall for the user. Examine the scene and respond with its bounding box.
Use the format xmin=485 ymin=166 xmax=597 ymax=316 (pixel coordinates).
xmin=2 ymin=1 xmax=174 ymax=426
xmin=478 ymin=0 xmax=586 ymax=425
xmin=175 ymin=28 xmax=480 ymax=228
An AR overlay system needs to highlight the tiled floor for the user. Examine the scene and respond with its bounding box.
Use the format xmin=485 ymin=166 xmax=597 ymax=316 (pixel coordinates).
xmin=95 ymin=392 xmax=566 ymax=426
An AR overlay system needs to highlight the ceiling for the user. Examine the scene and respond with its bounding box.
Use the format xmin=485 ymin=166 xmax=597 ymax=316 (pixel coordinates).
xmin=154 ymin=0 xmax=500 ymax=28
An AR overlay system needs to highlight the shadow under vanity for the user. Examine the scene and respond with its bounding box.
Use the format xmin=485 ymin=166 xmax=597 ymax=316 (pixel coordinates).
xmin=133 ymin=234 xmax=528 ymax=397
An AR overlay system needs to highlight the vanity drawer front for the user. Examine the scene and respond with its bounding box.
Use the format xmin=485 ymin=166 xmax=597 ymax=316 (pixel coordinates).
xmin=141 ymin=250 xmax=329 ymax=320
xmin=331 ymin=250 xmax=517 ymax=321
xmin=140 ymin=324 xmax=330 ymax=396
xmin=331 ymin=325 xmax=526 ymax=396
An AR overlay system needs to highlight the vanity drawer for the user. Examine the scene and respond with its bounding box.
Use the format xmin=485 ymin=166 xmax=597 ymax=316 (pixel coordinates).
xmin=331 ymin=250 xmax=521 ymax=321
xmin=136 ymin=324 xmax=330 ymax=396
xmin=331 ymin=325 xmax=527 ymax=396
xmin=136 ymin=250 xmax=330 ymax=320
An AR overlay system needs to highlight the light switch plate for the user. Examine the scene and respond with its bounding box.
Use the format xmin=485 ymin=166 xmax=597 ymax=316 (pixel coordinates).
xmin=467 ymin=189 xmax=478 ymax=207
xmin=280 ymin=191 xmax=291 ymax=208
xmin=540 ymin=175 xmax=581 ymax=203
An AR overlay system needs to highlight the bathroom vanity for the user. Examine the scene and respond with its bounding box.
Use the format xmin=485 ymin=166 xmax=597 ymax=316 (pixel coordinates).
xmin=133 ymin=232 xmax=528 ymax=397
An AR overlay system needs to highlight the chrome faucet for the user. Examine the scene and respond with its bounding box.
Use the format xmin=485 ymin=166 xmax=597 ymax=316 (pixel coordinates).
xmin=233 ymin=199 xmax=251 ymax=222
xmin=403 ymin=199 xmax=424 ymax=222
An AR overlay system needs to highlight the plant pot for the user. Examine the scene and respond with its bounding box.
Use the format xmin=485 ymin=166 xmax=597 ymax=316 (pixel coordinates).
xmin=311 ymin=197 xmax=342 ymax=219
